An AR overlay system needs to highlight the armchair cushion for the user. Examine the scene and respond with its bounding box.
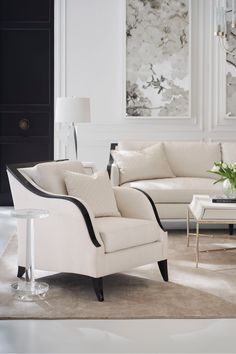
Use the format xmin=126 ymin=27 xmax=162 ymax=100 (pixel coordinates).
xmin=30 ymin=160 xmax=85 ymax=194
xmin=96 ymin=217 xmax=160 ymax=253
xmin=111 ymin=143 xmax=174 ymax=184
xmin=64 ymin=170 xmax=121 ymax=217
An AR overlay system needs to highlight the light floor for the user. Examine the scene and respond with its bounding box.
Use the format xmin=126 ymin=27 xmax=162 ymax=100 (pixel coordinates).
xmin=0 ymin=208 xmax=236 ymax=354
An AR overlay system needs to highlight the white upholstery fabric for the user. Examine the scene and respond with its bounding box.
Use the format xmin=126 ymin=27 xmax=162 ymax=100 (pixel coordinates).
xmin=155 ymin=203 xmax=189 ymax=219
xmin=113 ymin=187 xmax=157 ymax=221
xmin=64 ymin=171 xmax=120 ymax=217
xmin=96 ymin=217 xmax=160 ymax=253
xmin=110 ymin=163 xmax=120 ymax=187
xmin=8 ymin=168 xmax=168 ymax=278
xmin=111 ymin=143 xmax=174 ymax=184
xmin=122 ymin=177 xmax=223 ymax=203
xmin=117 ymin=141 xmax=221 ymax=179
xmin=221 ymin=142 xmax=236 ymax=163
xmin=30 ymin=160 xmax=85 ymax=194
xmin=164 ymin=142 xmax=221 ymax=178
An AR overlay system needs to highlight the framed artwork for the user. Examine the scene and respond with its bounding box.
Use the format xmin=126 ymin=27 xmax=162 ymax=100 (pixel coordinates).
xmin=126 ymin=0 xmax=190 ymax=118
xmin=225 ymin=0 xmax=236 ymax=118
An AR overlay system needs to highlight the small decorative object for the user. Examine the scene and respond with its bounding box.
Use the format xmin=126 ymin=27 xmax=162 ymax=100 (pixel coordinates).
xmin=214 ymin=0 xmax=236 ymax=54
xmin=210 ymin=161 xmax=236 ymax=198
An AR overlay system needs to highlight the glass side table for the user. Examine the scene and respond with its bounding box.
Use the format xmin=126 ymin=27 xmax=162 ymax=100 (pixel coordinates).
xmin=10 ymin=209 xmax=49 ymax=301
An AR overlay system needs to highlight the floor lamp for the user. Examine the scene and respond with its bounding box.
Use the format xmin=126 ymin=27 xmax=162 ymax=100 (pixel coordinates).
xmin=55 ymin=97 xmax=91 ymax=160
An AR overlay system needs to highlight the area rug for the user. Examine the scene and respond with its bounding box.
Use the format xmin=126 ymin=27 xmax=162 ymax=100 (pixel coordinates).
xmin=1 ymin=231 xmax=236 ymax=319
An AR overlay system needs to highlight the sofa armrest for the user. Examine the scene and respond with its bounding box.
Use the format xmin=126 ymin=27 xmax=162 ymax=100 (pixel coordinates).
xmin=113 ymin=187 xmax=165 ymax=231
xmin=110 ymin=163 xmax=120 ymax=186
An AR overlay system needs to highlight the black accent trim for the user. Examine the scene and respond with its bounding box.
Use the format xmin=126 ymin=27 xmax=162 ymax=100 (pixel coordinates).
xmin=107 ymin=143 xmax=118 ymax=178
xmin=229 ymin=224 xmax=234 ymax=236
xmin=17 ymin=266 xmax=26 ymax=278
xmin=7 ymin=161 xmax=101 ymax=248
xmin=132 ymin=188 xmax=165 ymax=232
xmin=92 ymin=277 xmax=104 ymax=302
xmin=158 ymin=260 xmax=168 ymax=282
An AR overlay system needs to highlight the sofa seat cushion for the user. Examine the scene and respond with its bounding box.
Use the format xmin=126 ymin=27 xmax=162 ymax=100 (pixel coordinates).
xmin=122 ymin=177 xmax=223 ymax=203
xmin=96 ymin=217 xmax=160 ymax=253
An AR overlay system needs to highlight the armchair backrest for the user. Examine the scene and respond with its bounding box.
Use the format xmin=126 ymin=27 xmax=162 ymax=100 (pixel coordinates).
xmin=8 ymin=160 xmax=97 ymax=195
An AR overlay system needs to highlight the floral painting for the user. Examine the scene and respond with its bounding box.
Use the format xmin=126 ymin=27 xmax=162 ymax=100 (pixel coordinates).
xmin=126 ymin=0 xmax=190 ymax=118
xmin=226 ymin=0 xmax=236 ymax=117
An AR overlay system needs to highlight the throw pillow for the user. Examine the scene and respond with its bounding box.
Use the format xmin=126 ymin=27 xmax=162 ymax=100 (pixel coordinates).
xmin=111 ymin=143 xmax=175 ymax=184
xmin=64 ymin=170 xmax=121 ymax=217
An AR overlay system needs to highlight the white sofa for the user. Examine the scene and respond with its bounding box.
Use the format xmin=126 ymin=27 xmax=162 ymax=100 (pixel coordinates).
xmin=109 ymin=141 xmax=236 ymax=221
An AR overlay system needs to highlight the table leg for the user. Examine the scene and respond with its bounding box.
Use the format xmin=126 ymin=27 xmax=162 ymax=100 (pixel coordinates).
xmin=229 ymin=224 xmax=234 ymax=236
xmin=187 ymin=208 xmax=190 ymax=247
xmin=25 ymin=218 xmax=34 ymax=282
xmin=196 ymin=222 xmax=200 ymax=268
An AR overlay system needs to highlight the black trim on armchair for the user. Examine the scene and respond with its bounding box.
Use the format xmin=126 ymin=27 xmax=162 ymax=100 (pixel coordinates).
xmin=107 ymin=143 xmax=118 ymax=177
xmin=132 ymin=188 xmax=166 ymax=232
xmin=7 ymin=161 xmax=101 ymax=248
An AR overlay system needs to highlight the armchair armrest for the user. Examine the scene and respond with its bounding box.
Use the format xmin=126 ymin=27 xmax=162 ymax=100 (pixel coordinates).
xmin=113 ymin=187 xmax=165 ymax=231
xmin=7 ymin=165 xmax=103 ymax=248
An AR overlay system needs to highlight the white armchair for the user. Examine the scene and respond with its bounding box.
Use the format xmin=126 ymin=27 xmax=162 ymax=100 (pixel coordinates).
xmin=7 ymin=160 xmax=168 ymax=302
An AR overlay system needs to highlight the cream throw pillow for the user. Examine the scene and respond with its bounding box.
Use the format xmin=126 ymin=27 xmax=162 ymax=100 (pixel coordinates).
xmin=64 ymin=170 xmax=121 ymax=217
xmin=112 ymin=143 xmax=175 ymax=184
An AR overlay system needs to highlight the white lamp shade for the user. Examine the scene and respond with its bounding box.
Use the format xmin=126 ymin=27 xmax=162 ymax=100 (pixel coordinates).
xmin=55 ymin=97 xmax=91 ymax=123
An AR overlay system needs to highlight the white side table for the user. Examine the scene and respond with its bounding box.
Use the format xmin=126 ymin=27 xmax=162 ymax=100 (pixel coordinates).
xmin=10 ymin=209 xmax=49 ymax=301
xmin=187 ymin=195 xmax=236 ymax=268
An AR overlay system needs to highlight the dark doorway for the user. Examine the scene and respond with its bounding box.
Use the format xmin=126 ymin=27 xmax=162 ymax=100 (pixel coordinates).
xmin=0 ymin=0 xmax=54 ymax=205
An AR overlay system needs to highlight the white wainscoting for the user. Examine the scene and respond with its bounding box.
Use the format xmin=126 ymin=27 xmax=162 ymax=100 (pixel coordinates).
xmin=54 ymin=0 xmax=236 ymax=169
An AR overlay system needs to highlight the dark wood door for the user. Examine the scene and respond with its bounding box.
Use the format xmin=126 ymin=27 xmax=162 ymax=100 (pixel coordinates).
xmin=0 ymin=0 xmax=54 ymax=205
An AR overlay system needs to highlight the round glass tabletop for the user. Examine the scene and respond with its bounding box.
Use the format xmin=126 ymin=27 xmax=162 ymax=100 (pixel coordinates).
xmin=0 ymin=209 xmax=49 ymax=219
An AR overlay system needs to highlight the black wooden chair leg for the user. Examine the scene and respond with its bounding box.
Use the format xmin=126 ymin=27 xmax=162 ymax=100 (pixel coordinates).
xmin=92 ymin=277 xmax=104 ymax=302
xmin=157 ymin=260 xmax=169 ymax=282
xmin=229 ymin=224 xmax=234 ymax=236
xmin=17 ymin=266 xmax=26 ymax=278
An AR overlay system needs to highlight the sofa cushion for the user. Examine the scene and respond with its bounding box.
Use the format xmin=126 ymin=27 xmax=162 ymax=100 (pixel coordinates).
xmin=96 ymin=217 xmax=160 ymax=253
xmin=30 ymin=160 xmax=85 ymax=194
xmin=112 ymin=143 xmax=175 ymax=184
xmin=64 ymin=170 xmax=121 ymax=217
xmin=122 ymin=177 xmax=223 ymax=203
xmin=221 ymin=142 xmax=236 ymax=163
xmin=117 ymin=141 xmax=221 ymax=179
xmin=164 ymin=142 xmax=221 ymax=178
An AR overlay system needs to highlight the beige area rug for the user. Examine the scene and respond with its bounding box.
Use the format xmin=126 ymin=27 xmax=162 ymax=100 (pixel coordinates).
xmin=1 ymin=231 xmax=236 ymax=319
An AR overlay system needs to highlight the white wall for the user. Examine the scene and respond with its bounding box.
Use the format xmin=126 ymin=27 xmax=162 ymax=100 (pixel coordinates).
xmin=55 ymin=0 xmax=236 ymax=168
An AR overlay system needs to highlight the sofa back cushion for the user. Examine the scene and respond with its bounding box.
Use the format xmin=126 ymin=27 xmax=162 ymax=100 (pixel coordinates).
xmin=30 ymin=160 xmax=86 ymax=194
xmin=221 ymin=142 xmax=236 ymax=163
xmin=112 ymin=143 xmax=175 ymax=184
xmin=164 ymin=142 xmax=221 ymax=178
xmin=117 ymin=141 xmax=221 ymax=179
